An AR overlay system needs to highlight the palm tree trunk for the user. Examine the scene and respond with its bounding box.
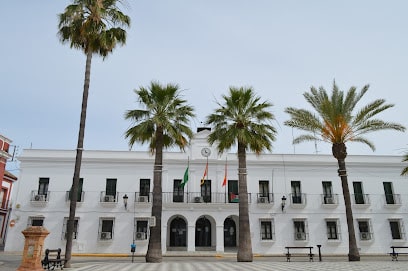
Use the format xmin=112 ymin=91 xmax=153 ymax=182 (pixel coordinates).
xmin=333 ymin=143 xmax=360 ymax=261
xmin=146 ymin=127 xmax=163 ymax=263
xmin=64 ymin=50 xmax=92 ymax=268
xmin=237 ymin=142 xmax=253 ymax=262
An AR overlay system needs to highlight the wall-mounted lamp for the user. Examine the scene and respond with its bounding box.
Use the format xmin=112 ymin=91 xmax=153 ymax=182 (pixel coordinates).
xmin=281 ymin=195 xmax=287 ymax=212
xmin=123 ymin=194 xmax=129 ymax=209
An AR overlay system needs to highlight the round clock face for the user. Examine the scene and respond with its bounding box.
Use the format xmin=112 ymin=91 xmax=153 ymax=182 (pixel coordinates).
xmin=201 ymin=147 xmax=211 ymax=157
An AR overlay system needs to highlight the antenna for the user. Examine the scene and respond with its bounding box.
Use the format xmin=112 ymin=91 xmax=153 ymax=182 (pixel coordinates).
xmin=291 ymin=128 xmax=296 ymax=154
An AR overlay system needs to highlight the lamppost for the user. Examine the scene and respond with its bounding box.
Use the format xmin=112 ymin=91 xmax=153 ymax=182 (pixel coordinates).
xmin=123 ymin=194 xmax=128 ymax=210
xmin=281 ymin=195 xmax=287 ymax=212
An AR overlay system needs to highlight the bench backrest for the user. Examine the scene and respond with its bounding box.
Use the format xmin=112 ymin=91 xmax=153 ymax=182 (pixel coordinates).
xmin=44 ymin=248 xmax=62 ymax=260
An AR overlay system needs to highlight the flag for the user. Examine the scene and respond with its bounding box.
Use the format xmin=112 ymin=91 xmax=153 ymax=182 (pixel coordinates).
xmin=180 ymin=166 xmax=189 ymax=188
xmin=200 ymin=162 xmax=208 ymax=186
xmin=222 ymin=159 xmax=227 ymax=187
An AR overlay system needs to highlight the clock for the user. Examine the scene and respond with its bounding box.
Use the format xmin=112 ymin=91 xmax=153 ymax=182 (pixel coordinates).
xmin=201 ymin=147 xmax=211 ymax=157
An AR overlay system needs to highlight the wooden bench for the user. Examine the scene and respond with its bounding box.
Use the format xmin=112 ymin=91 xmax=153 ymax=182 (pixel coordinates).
xmin=285 ymin=246 xmax=314 ymax=262
xmin=390 ymin=246 xmax=408 ymax=261
xmin=41 ymin=248 xmax=66 ymax=270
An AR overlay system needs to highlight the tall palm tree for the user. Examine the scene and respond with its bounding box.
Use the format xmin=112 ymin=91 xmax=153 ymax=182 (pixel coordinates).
xmin=284 ymin=81 xmax=405 ymax=261
xmin=58 ymin=0 xmax=130 ymax=267
xmin=124 ymin=81 xmax=195 ymax=262
xmin=206 ymin=87 xmax=277 ymax=262
xmin=401 ymin=153 xmax=408 ymax=176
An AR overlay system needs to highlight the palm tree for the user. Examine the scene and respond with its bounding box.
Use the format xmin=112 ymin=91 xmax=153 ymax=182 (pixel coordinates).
xmin=58 ymin=0 xmax=130 ymax=266
xmin=124 ymin=81 xmax=195 ymax=262
xmin=401 ymin=153 xmax=408 ymax=176
xmin=206 ymin=87 xmax=277 ymax=262
xmin=284 ymin=81 xmax=405 ymax=261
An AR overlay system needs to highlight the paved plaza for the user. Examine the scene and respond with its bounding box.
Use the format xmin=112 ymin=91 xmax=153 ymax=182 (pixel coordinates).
xmin=2 ymin=253 xmax=408 ymax=271
xmin=69 ymin=260 xmax=408 ymax=271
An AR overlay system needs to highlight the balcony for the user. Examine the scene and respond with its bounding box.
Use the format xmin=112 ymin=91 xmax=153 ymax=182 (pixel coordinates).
xmin=134 ymin=192 xmax=152 ymax=204
xmin=100 ymin=192 xmax=119 ymax=206
xmin=352 ymin=193 xmax=370 ymax=207
xmin=321 ymin=194 xmax=339 ymax=208
xmin=384 ymin=194 xmax=402 ymax=208
xmin=0 ymin=199 xmax=10 ymax=211
xmin=30 ymin=191 xmax=50 ymax=207
xmin=65 ymin=191 xmax=85 ymax=203
xmin=256 ymin=193 xmax=274 ymax=206
xmin=289 ymin=193 xmax=306 ymax=208
xmin=162 ymin=192 xmax=252 ymax=205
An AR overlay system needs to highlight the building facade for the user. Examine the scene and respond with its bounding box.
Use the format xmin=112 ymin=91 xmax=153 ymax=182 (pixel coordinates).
xmin=5 ymin=130 xmax=408 ymax=256
xmin=0 ymin=135 xmax=16 ymax=248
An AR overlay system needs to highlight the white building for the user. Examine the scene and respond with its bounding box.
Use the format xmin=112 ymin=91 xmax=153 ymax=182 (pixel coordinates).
xmin=5 ymin=130 xmax=408 ymax=256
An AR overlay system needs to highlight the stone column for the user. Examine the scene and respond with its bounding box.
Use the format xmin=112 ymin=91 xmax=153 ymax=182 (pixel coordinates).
xmin=216 ymin=224 xmax=224 ymax=253
xmin=17 ymin=226 xmax=50 ymax=271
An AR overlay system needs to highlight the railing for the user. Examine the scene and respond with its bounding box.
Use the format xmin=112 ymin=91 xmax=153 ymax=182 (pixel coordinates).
xmin=359 ymin=232 xmax=372 ymax=240
xmin=384 ymin=194 xmax=402 ymax=205
xmin=0 ymin=199 xmax=10 ymax=210
xmin=100 ymin=192 xmax=119 ymax=203
xmin=162 ymin=192 xmax=252 ymax=204
xmin=30 ymin=190 xmax=50 ymax=202
xmin=256 ymin=193 xmax=274 ymax=204
xmin=352 ymin=193 xmax=370 ymax=205
xmin=289 ymin=193 xmax=306 ymax=205
xmin=294 ymin=232 xmax=308 ymax=241
xmin=134 ymin=192 xmax=152 ymax=203
xmin=65 ymin=191 xmax=85 ymax=202
xmin=321 ymin=194 xmax=339 ymax=205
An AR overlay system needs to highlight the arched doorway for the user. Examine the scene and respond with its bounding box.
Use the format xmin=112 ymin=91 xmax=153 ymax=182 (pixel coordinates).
xmin=195 ymin=216 xmax=211 ymax=247
xmin=169 ymin=217 xmax=187 ymax=247
xmin=224 ymin=217 xmax=237 ymax=247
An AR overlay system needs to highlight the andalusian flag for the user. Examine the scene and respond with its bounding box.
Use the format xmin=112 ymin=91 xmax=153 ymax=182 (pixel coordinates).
xmin=200 ymin=162 xmax=208 ymax=186
xmin=180 ymin=166 xmax=189 ymax=188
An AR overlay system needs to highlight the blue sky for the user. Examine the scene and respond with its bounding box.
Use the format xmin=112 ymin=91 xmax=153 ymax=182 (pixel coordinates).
xmin=2 ymin=1 xmax=408 ymax=172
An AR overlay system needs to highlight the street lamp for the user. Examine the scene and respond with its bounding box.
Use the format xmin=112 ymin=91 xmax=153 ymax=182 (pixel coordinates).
xmin=281 ymin=195 xmax=287 ymax=212
xmin=123 ymin=194 xmax=129 ymax=209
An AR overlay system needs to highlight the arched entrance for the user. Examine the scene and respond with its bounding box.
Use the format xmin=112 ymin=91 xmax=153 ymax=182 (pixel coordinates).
xmin=169 ymin=217 xmax=187 ymax=247
xmin=224 ymin=217 xmax=237 ymax=247
xmin=195 ymin=216 xmax=211 ymax=247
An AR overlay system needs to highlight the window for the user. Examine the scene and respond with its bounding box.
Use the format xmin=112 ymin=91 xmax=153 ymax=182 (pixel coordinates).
xmin=322 ymin=181 xmax=334 ymax=204
xmin=260 ymin=220 xmax=274 ymax=240
xmin=28 ymin=216 xmax=44 ymax=227
xmin=258 ymin=181 xmax=270 ymax=203
xmin=38 ymin=177 xmax=49 ymax=197
xmin=68 ymin=178 xmax=84 ymax=202
xmin=140 ymin=179 xmax=150 ymax=197
xmin=134 ymin=218 xmax=149 ymax=240
xmin=357 ymin=220 xmax=372 ymax=240
xmin=106 ymin=178 xmax=117 ymax=197
xmin=173 ymin=179 xmax=184 ymax=202
xmin=62 ymin=217 xmax=79 ymax=239
xmin=291 ymin=181 xmax=302 ymax=204
xmin=326 ymin=220 xmax=340 ymax=240
xmin=383 ymin=182 xmax=395 ymax=204
xmin=389 ymin=219 xmax=405 ymax=240
xmin=293 ymin=220 xmax=307 ymax=240
xmin=99 ymin=218 xmax=114 ymax=240
xmin=353 ymin=182 xmax=365 ymax=204
xmin=228 ymin=180 xmax=238 ymax=203
xmin=201 ymin=179 xmax=212 ymax=203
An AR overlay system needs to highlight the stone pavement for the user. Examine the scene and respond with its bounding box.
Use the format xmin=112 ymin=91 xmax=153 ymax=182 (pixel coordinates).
xmin=68 ymin=260 xmax=408 ymax=271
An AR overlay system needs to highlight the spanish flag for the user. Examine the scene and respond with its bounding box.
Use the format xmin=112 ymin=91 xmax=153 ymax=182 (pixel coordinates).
xmin=222 ymin=158 xmax=227 ymax=187
xmin=200 ymin=162 xmax=208 ymax=186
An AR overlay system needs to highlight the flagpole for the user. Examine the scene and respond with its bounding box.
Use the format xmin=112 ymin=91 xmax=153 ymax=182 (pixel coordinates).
xmin=224 ymin=156 xmax=227 ymax=202
xmin=186 ymin=156 xmax=189 ymax=198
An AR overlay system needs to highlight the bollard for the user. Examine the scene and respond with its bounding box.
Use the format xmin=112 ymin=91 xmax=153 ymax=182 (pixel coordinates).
xmin=317 ymin=245 xmax=322 ymax=261
xmin=130 ymin=243 xmax=136 ymax=263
